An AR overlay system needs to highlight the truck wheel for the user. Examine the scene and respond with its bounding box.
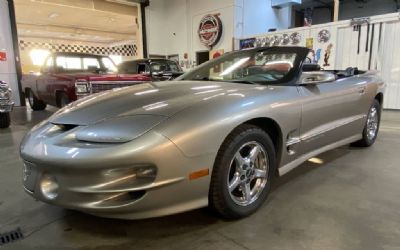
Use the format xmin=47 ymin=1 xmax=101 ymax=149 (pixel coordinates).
xmin=0 ymin=113 xmax=10 ymax=128
xmin=57 ymin=92 xmax=70 ymax=108
xmin=26 ymin=89 xmax=47 ymax=111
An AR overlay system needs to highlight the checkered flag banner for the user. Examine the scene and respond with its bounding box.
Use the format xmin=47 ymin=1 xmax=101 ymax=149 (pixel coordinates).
xmin=19 ymin=40 xmax=138 ymax=57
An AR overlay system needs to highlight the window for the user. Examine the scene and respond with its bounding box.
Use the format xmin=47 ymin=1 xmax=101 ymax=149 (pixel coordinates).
xmin=42 ymin=57 xmax=53 ymax=73
xmin=150 ymin=62 xmax=168 ymax=72
xmin=137 ymin=63 xmax=150 ymax=74
xmin=101 ymin=57 xmax=117 ymax=72
xmin=83 ymin=58 xmax=100 ymax=70
xmin=168 ymin=61 xmax=182 ymax=72
xmin=56 ymin=56 xmax=82 ymax=70
xmin=117 ymin=61 xmax=138 ymax=74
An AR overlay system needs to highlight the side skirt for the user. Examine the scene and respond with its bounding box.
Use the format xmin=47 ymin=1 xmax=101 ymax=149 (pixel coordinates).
xmin=278 ymin=134 xmax=362 ymax=176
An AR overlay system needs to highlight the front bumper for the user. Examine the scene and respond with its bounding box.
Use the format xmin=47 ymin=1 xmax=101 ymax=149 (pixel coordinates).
xmin=0 ymin=99 xmax=13 ymax=113
xmin=20 ymin=124 xmax=212 ymax=219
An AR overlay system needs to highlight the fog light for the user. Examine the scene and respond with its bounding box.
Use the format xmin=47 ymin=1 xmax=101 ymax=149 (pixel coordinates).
xmin=40 ymin=174 xmax=59 ymax=200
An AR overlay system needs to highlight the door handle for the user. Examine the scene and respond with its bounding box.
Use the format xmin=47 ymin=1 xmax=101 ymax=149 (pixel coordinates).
xmin=358 ymin=86 xmax=366 ymax=95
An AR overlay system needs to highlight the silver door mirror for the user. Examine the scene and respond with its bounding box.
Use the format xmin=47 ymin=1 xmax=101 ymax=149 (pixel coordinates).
xmin=300 ymin=71 xmax=336 ymax=85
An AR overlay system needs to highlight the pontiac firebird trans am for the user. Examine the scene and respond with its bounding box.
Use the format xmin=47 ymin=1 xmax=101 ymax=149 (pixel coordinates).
xmin=20 ymin=47 xmax=384 ymax=219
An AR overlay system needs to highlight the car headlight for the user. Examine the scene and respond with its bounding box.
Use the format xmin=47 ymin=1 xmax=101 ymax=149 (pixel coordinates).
xmin=75 ymin=115 xmax=167 ymax=143
xmin=75 ymin=80 xmax=90 ymax=95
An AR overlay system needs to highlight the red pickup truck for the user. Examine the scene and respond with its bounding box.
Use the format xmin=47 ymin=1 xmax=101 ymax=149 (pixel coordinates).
xmin=22 ymin=52 xmax=151 ymax=110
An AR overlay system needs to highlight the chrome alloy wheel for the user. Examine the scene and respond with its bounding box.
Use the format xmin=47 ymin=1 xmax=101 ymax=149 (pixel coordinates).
xmin=227 ymin=141 xmax=269 ymax=206
xmin=367 ymin=106 xmax=379 ymax=140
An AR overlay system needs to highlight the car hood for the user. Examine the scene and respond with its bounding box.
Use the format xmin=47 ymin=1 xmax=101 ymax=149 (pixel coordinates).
xmin=49 ymin=80 xmax=256 ymax=125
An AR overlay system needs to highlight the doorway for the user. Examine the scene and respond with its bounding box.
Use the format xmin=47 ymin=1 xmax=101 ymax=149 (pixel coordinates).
xmin=196 ymin=51 xmax=209 ymax=66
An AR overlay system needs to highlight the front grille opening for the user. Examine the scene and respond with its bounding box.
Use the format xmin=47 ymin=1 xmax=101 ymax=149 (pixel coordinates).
xmin=0 ymin=228 xmax=24 ymax=246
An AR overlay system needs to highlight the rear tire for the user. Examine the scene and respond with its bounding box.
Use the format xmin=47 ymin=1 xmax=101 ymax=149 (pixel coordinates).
xmin=0 ymin=113 xmax=10 ymax=128
xmin=209 ymin=124 xmax=276 ymax=219
xmin=26 ymin=89 xmax=46 ymax=111
xmin=353 ymin=99 xmax=381 ymax=147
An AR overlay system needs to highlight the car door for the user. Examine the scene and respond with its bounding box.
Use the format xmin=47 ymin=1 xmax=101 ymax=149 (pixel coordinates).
xmin=36 ymin=56 xmax=56 ymax=104
xmin=298 ymin=76 xmax=368 ymax=155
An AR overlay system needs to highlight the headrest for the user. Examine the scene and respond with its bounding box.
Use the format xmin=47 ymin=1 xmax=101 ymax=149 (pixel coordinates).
xmin=302 ymin=63 xmax=321 ymax=72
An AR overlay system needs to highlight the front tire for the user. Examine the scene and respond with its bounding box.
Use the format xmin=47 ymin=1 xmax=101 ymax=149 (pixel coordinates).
xmin=57 ymin=92 xmax=70 ymax=108
xmin=26 ymin=89 xmax=47 ymax=111
xmin=209 ymin=124 xmax=276 ymax=219
xmin=353 ymin=99 xmax=381 ymax=147
xmin=0 ymin=113 xmax=10 ymax=128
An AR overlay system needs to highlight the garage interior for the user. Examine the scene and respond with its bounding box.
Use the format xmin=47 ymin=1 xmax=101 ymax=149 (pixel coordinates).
xmin=1 ymin=0 xmax=400 ymax=249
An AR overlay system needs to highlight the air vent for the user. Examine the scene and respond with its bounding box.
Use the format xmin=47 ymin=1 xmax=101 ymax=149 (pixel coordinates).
xmin=0 ymin=228 xmax=24 ymax=246
xmin=52 ymin=123 xmax=79 ymax=132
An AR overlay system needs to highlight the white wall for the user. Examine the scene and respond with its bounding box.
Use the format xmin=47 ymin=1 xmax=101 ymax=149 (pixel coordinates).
xmin=145 ymin=0 xmax=296 ymax=67
xmin=339 ymin=0 xmax=398 ymax=20
xmin=146 ymin=0 xmax=236 ymax=68
xmin=235 ymin=0 xmax=293 ymax=38
xmin=0 ymin=0 xmax=20 ymax=106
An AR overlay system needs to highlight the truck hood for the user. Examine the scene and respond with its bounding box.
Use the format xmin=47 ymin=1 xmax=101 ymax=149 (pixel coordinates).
xmin=49 ymin=80 xmax=256 ymax=125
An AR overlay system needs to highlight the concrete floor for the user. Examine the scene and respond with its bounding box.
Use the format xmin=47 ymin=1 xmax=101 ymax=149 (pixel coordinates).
xmin=1 ymin=106 xmax=400 ymax=250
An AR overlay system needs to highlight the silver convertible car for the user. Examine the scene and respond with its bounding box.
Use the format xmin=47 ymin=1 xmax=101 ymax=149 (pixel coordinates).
xmin=20 ymin=47 xmax=384 ymax=219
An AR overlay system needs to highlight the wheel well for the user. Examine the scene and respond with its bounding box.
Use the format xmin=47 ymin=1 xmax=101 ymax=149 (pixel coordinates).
xmin=55 ymin=90 xmax=67 ymax=107
xmin=375 ymin=93 xmax=383 ymax=106
xmin=243 ymin=118 xmax=283 ymax=173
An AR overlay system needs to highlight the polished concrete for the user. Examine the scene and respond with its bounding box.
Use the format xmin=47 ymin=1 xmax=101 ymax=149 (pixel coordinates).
xmin=1 ymin=106 xmax=400 ymax=250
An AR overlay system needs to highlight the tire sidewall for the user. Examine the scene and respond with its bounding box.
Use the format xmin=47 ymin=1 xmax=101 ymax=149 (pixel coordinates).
xmin=215 ymin=127 xmax=276 ymax=217
xmin=0 ymin=112 xmax=10 ymax=128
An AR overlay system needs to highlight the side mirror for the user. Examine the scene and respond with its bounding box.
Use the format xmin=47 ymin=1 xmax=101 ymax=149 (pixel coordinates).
xmin=300 ymin=71 xmax=336 ymax=85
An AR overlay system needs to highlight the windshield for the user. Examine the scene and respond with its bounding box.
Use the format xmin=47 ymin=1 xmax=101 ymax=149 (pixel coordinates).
xmin=150 ymin=61 xmax=182 ymax=72
xmin=118 ymin=60 xmax=183 ymax=74
xmin=179 ymin=47 xmax=307 ymax=84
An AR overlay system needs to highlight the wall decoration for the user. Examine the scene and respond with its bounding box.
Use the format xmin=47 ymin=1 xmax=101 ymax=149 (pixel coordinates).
xmin=272 ymin=36 xmax=281 ymax=46
xmin=239 ymin=38 xmax=256 ymax=49
xmin=311 ymin=49 xmax=322 ymax=64
xmin=290 ymin=32 xmax=302 ymax=45
xmin=323 ymin=43 xmax=333 ymax=66
xmin=317 ymin=29 xmax=331 ymax=43
xmin=255 ymin=38 xmax=263 ymax=47
xmin=306 ymin=38 xmax=314 ymax=49
xmin=304 ymin=8 xmax=313 ymax=26
xmin=262 ymin=37 xmax=271 ymax=47
xmin=19 ymin=40 xmax=137 ymax=56
xmin=281 ymin=34 xmax=290 ymax=45
xmin=210 ymin=49 xmax=224 ymax=73
xmin=198 ymin=14 xmax=223 ymax=49
xmin=0 ymin=51 xmax=6 ymax=61
xmin=209 ymin=49 xmax=224 ymax=60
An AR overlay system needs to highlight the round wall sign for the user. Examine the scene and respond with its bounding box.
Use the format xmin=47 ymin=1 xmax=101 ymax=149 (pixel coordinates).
xmin=198 ymin=14 xmax=223 ymax=49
